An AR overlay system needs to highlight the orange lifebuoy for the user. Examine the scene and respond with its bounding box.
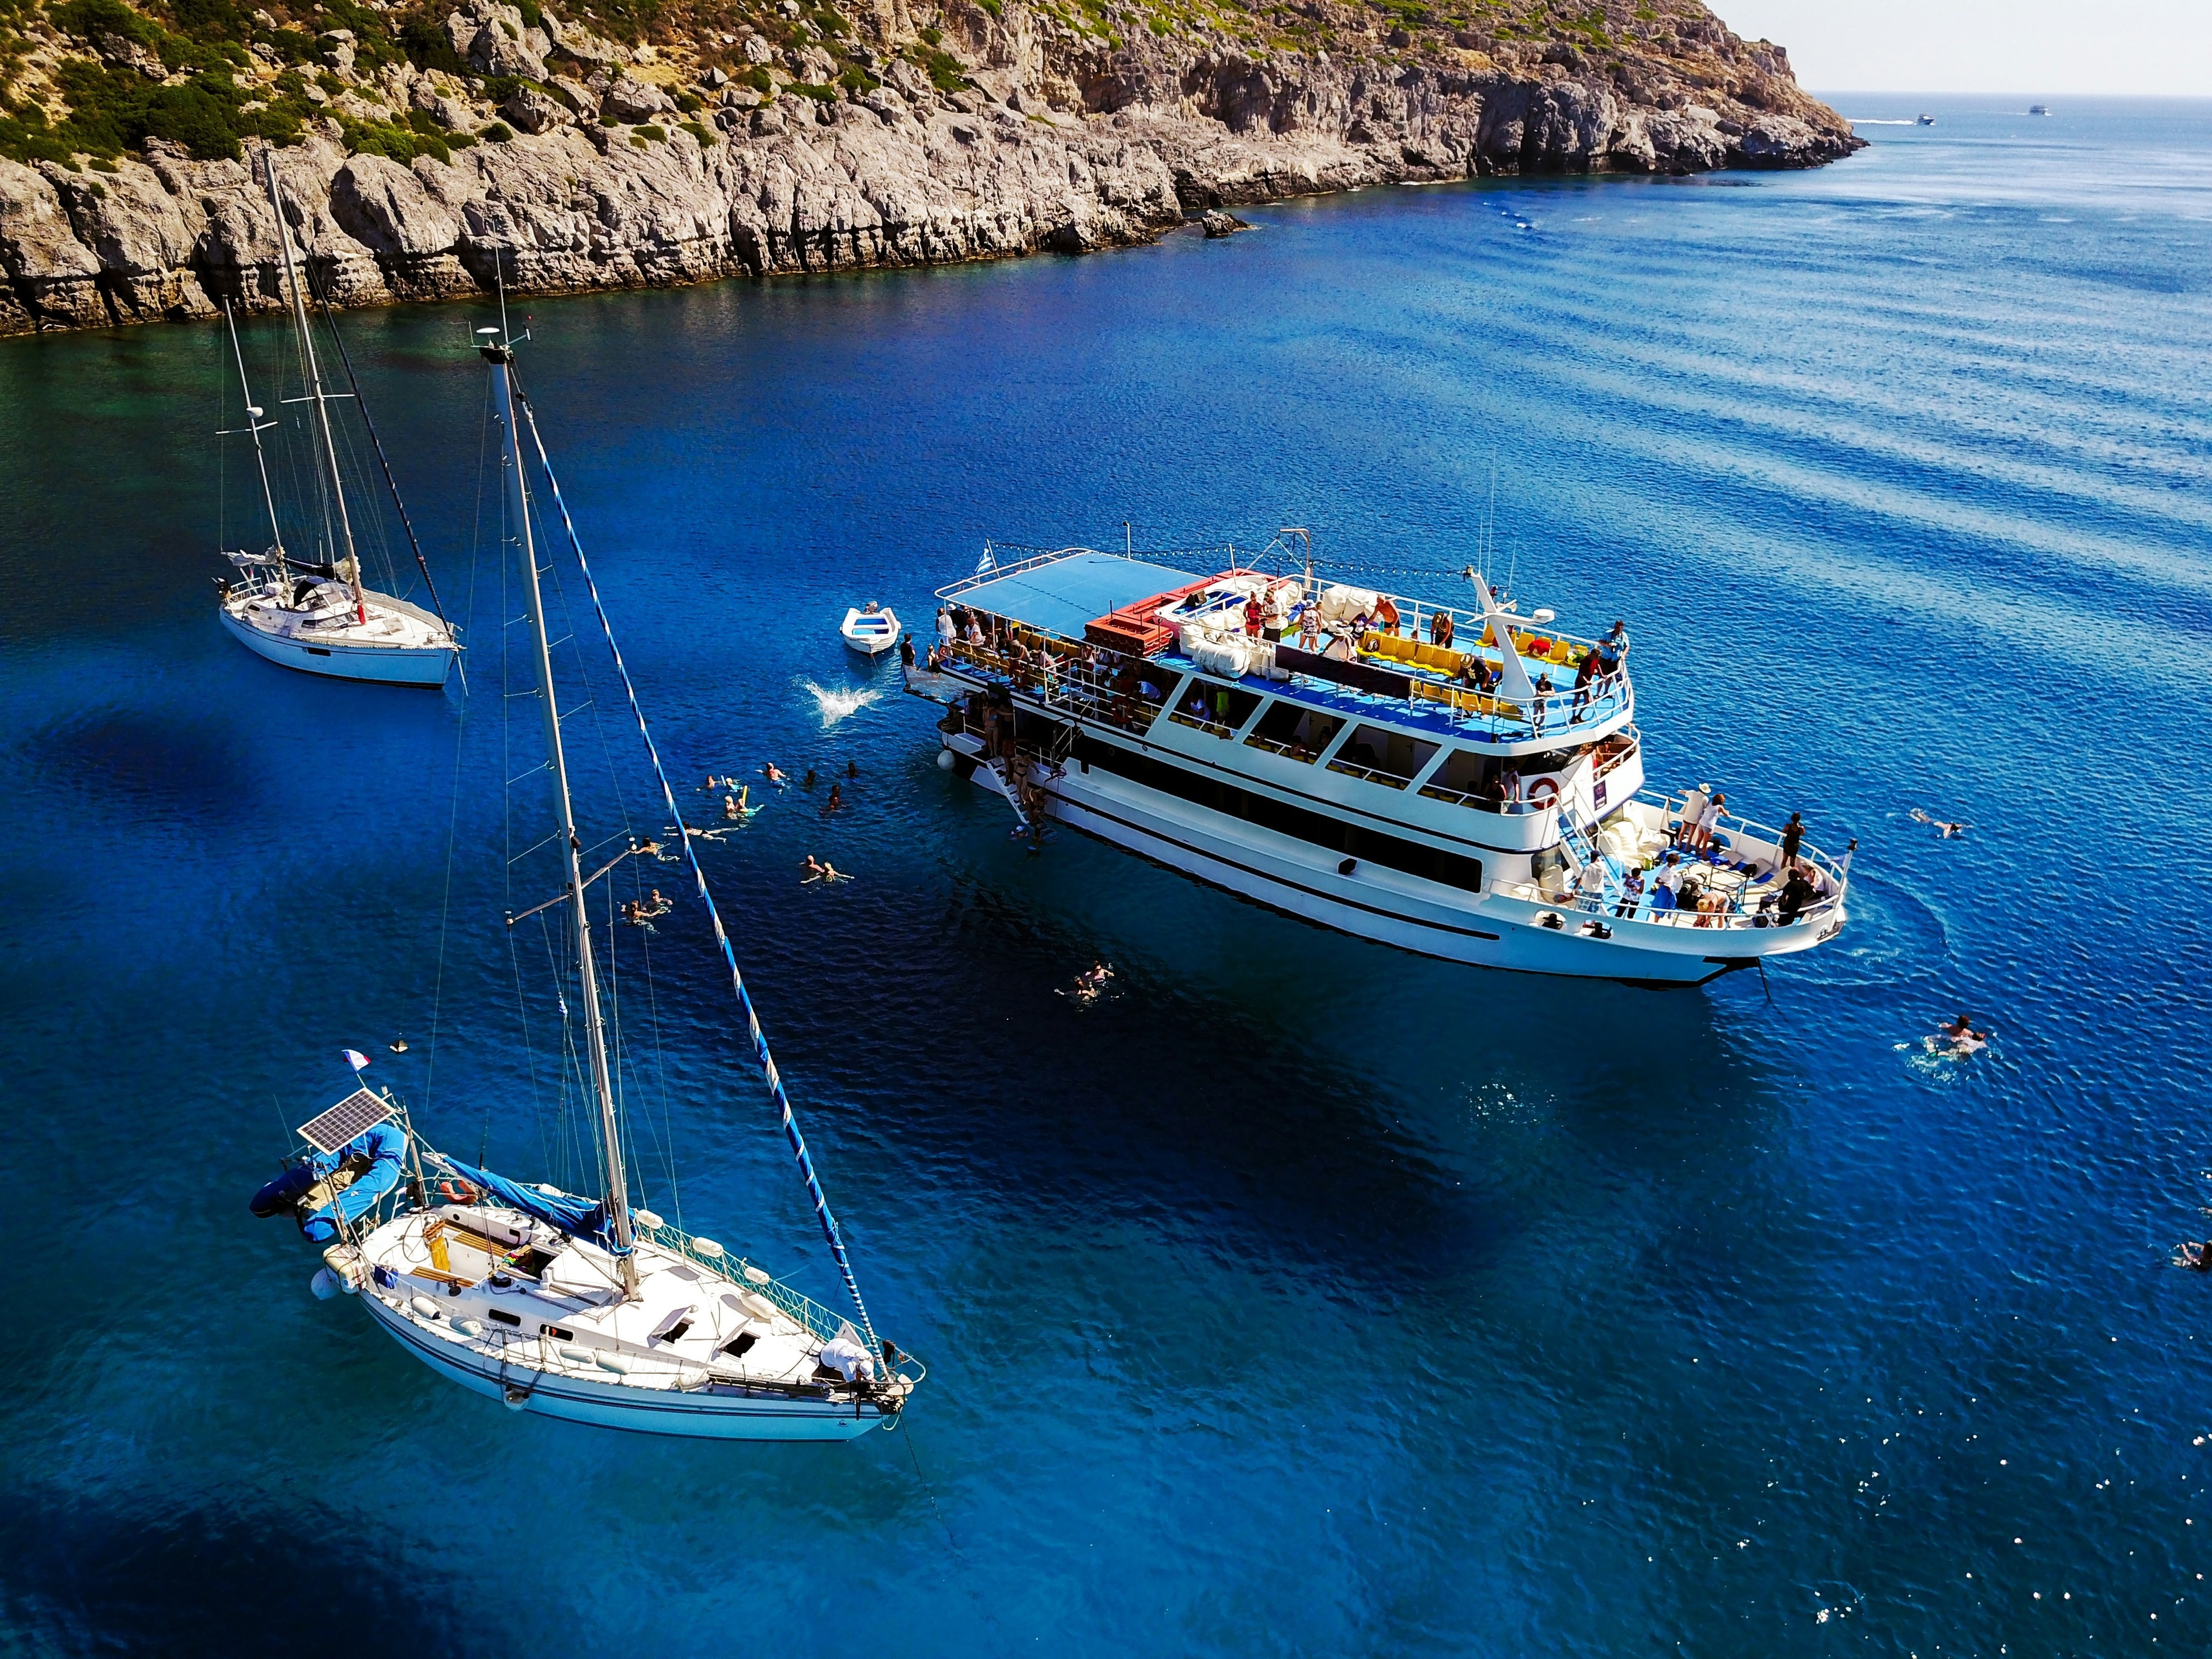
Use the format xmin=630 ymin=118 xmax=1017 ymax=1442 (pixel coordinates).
xmin=436 ymin=1178 xmax=482 ymax=1206
xmin=1527 ymin=778 xmax=1560 ymax=809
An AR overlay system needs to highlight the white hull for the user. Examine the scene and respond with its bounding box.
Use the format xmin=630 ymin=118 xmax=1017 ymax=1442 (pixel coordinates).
xmin=359 ymin=1294 xmax=891 ymax=1440
xmin=951 ymin=734 xmax=1840 ymax=985
xmin=219 ymin=592 xmax=455 ymax=687
xmin=840 ymin=606 xmax=900 ymax=656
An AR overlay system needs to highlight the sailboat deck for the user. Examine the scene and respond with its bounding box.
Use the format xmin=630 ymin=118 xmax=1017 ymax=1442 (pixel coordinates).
xmin=362 ymin=1206 xmax=866 ymax=1396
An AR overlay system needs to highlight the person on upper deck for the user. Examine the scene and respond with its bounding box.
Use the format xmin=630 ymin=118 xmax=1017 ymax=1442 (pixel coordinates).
xmin=937 ymin=608 xmax=956 ymax=646
xmin=1603 ymin=620 xmax=1628 ymax=661
xmin=1572 ymin=647 xmax=1601 ymax=710
xmin=1430 ymin=610 xmax=1455 ymax=650
xmin=1297 ymin=607 xmax=1321 ymax=653
xmin=1779 ymin=811 xmax=1805 ymax=868
xmin=1374 ymin=595 xmax=1401 ymax=634
xmin=899 ymin=635 xmax=916 ymax=669
xmin=1244 ymin=594 xmax=1265 ymax=638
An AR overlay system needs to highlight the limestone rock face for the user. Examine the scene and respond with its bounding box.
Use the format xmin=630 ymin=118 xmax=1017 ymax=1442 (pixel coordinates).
xmin=0 ymin=0 xmax=1861 ymax=335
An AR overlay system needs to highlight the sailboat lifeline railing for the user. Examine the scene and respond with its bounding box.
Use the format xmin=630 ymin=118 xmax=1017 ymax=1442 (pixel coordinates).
xmin=507 ymin=378 xmax=882 ymax=1359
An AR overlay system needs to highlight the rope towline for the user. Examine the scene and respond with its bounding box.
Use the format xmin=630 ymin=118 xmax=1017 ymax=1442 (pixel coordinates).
xmin=509 ymin=379 xmax=881 ymax=1356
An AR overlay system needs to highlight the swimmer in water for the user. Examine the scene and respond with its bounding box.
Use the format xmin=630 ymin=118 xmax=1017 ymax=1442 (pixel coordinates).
xmin=724 ymin=793 xmax=741 ymax=820
xmin=824 ymin=782 xmax=844 ymax=812
xmin=1065 ymin=961 xmax=1113 ymax=1002
xmin=763 ymin=762 xmax=787 ymax=786
xmin=1910 ymin=808 xmax=1972 ymax=839
xmin=847 ymin=758 xmax=859 ymax=778
xmin=2176 ymin=1241 xmax=2212 ymax=1272
xmin=1932 ymin=1011 xmax=1990 ymax=1054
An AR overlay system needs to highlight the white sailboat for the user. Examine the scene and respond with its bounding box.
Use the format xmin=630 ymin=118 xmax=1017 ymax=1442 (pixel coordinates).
xmin=215 ymin=153 xmax=459 ymax=688
xmin=250 ymin=322 xmax=919 ymax=1438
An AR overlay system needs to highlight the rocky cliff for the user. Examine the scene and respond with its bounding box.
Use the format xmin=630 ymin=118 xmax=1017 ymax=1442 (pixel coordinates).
xmin=0 ymin=0 xmax=1859 ymax=333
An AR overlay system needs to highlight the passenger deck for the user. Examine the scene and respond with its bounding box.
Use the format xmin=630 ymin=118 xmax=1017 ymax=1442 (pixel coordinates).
xmin=940 ymin=549 xmax=1633 ymax=754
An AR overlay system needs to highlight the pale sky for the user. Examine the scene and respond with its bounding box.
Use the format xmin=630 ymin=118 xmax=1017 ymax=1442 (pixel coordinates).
xmin=1718 ymin=1 xmax=2212 ymax=96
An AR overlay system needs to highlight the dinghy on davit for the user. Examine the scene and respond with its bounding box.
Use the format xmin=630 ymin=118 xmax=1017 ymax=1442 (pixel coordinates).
xmin=249 ymin=323 xmax=918 ymax=1439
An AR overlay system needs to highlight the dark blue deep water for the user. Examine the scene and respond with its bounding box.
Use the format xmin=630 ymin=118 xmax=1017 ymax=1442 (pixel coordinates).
xmin=3 ymin=94 xmax=2211 ymax=1655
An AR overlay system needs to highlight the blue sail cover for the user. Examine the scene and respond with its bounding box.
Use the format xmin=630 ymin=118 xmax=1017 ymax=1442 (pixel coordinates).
xmin=300 ymin=1121 xmax=408 ymax=1243
xmin=435 ymin=1155 xmax=628 ymax=1255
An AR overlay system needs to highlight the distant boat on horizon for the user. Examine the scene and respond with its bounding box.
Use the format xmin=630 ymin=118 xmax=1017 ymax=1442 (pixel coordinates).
xmin=2028 ymin=104 xmax=2050 ymax=116
xmin=1916 ymin=113 xmax=1935 ymax=126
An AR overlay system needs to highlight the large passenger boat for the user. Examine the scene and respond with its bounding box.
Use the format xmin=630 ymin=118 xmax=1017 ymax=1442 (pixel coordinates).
xmin=907 ymin=543 xmax=1851 ymax=985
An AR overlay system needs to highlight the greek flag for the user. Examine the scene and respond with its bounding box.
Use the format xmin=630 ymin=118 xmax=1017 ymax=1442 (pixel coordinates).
xmin=975 ymin=546 xmax=995 ymax=575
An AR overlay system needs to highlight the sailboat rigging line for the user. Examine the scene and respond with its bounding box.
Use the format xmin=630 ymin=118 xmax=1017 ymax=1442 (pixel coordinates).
xmin=421 ymin=665 xmax=471 ymax=1111
xmin=260 ymin=147 xmax=365 ymax=622
xmin=305 ymin=270 xmax=464 ymax=685
xmin=509 ymin=378 xmax=884 ymax=1354
xmin=491 ymin=347 xmax=639 ymax=1294
xmin=221 ymin=300 xmax=285 ymax=561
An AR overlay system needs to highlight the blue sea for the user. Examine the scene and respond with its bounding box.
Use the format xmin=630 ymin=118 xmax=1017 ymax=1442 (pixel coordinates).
xmin=2 ymin=93 xmax=2210 ymax=1654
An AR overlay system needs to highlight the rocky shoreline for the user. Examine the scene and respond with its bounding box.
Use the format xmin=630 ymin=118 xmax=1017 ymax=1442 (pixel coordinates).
xmin=0 ymin=0 xmax=1861 ymax=335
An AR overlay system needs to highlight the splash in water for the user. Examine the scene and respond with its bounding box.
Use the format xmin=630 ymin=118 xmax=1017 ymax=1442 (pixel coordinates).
xmin=801 ymin=680 xmax=881 ymax=727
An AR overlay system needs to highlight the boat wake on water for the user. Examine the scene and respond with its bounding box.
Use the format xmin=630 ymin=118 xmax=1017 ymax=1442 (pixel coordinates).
xmin=803 ymin=679 xmax=881 ymax=727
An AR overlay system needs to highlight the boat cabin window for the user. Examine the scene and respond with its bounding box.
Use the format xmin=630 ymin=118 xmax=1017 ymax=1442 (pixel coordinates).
xmin=541 ymin=1323 xmax=574 ymax=1341
xmin=1328 ymin=725 xmax=1440 ymax=790
xmin=1244 ymin=700 xmax=1343 ymax=763
xmin=487 ymin=1308 xmax=522 ymax=1327
xmin=1166 ymin=681 xmax=1263 ymax=738
xmin=1071 ymin=736 xmax=1483 ymax=893
xmin=1420 ymin=748 xmax=1501 ymax=809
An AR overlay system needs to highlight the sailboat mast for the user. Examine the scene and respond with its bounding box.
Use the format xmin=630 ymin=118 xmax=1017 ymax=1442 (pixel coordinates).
xmin=484 ymin=337 xmax=638 ymax=1294
xmin=263 ymin=151 xmax=365 ymax=620
xmin=222 ymin=298 xmax=285 ymax=566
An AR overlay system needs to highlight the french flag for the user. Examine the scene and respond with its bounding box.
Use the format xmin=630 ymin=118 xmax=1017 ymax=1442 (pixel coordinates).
xmin=343 ymin=1048 xmax=370 ymax=1073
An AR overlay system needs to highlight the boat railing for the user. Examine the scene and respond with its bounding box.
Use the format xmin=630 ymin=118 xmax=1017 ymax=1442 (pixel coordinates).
xmin=932 ymin=615 xmax=1630 ymax=751
xmin=1497 ymin=878 xmax=1843 ymax=932
xmin=1635 ymin=789 xmax=1852 ymax=892
xmin=627 ymin=1216 xmax=862 ymax=1346
xmin=1325 ymin=754 xmax=1414 ymax=790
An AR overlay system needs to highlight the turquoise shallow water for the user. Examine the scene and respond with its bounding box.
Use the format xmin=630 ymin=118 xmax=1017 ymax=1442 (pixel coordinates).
xmin=2 ymin=93 xmax=2211 ymax=1654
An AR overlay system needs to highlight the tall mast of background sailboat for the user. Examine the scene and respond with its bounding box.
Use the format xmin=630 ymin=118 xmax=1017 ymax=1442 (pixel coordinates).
xmin=484 ymin=334 xmax=638 ymax=1295
xmin=221 ymin=298 xmax=285 ymax=562
xmin=262 ymin=151 xmax=365 ymax=620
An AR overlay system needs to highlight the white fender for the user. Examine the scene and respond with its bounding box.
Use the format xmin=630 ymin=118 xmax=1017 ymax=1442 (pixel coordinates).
xmin=453 ymin=1317 xmax=484 ymax=1338
xmin=410 ymin=1294 xmax=441 ymax=1320
xmin=310 ymin=1268 xmax=342 ymax=1301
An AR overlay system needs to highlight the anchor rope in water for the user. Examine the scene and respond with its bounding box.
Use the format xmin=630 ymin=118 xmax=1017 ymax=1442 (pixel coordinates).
xmin=507 ymin=378 xmax=881 ymax=1356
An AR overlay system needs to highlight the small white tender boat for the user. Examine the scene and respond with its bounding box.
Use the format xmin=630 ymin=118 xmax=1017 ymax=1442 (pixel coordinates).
xmin=840 ymin=603 xmax=900 ymax=656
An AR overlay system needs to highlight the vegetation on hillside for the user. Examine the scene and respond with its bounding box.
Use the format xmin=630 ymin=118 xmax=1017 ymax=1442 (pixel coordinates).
xmin=0 ymin=0 xmax=1790 ymax=171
